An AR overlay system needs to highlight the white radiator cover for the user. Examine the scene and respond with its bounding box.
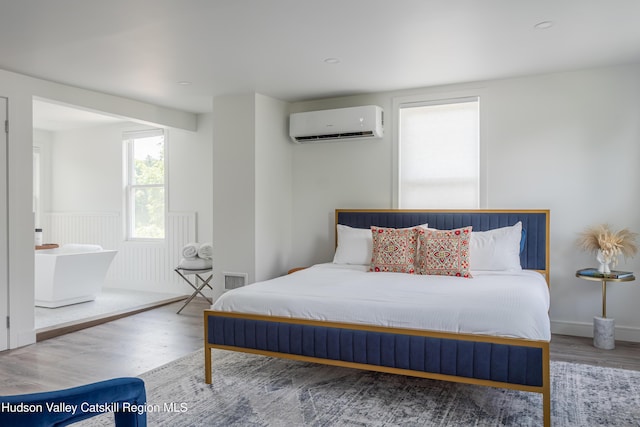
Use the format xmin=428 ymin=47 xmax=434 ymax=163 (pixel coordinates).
xmin=43 ymin=211 xmax=197 ymax=294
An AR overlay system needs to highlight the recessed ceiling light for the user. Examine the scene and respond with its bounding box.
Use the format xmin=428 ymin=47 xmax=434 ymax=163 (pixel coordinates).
xmin=324 ymin=57 xmax=341 ymax=64
xmin=177 ymin=81 xmax=192 ymax=86
xmin=534 ymin=21 xmax=554 ymax=30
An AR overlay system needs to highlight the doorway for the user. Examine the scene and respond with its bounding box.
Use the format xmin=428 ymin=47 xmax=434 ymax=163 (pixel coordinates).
xmin=32 ymin=99 xmax=186 ymax=338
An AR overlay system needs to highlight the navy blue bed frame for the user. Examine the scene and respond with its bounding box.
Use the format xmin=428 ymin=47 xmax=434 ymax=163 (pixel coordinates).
xmin=205 ymin=209 xmax=551 ymax=426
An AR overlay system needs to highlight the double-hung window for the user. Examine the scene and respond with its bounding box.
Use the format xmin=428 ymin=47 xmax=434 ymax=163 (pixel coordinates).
xmin=397 ymin=95 xmax=481 ymax=208
xmin=124 ymin=129 xmax=165 ymax=240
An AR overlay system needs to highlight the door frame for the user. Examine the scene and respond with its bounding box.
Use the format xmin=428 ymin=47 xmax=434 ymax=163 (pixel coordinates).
xmin=0 ymin=96 xmax=8 ymax=351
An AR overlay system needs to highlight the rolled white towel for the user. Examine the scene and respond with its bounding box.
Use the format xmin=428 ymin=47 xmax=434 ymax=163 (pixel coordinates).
xmin=197 ymin=242 xmax=213 ymax=259
xmin=182 ymin=242 xmax=199 ymax=258
xmin=178 ymin=257 xmax=212 ymax=270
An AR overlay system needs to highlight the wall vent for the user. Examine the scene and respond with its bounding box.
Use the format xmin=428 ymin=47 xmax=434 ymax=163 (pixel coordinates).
xmin=223 ymin=272 xmax=248 ymax=291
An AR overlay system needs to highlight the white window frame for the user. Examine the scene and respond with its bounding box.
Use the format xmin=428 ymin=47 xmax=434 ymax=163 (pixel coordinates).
xmin=392 ymin=88 xmax=488 ymax=209
xmin=124 ymin=128 xmax=166 ymax=241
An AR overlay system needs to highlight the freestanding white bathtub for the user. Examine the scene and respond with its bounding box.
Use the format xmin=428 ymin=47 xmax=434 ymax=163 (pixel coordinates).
xmin=35 ymin=244 xmax=118 ymax=308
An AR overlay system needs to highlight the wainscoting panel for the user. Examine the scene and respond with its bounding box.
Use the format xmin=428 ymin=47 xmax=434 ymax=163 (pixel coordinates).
xmin=43 ymin=212 xmax=198 ymax=294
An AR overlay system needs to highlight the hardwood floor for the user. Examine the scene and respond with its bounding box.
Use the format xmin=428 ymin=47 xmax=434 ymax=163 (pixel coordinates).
xmin=550 ymin=333 xmax=640 ymax=371
xmin=0 ymin=297 xmax=210 ymax=395
xmin=1 ymin=298 xmax=639 ymax=396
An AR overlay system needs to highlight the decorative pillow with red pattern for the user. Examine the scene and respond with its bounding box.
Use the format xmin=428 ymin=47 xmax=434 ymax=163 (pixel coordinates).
xmin=370 ymin=226 xmax=419 ymax=273
xmin=417 ymin=226 xmax=472 ymax=278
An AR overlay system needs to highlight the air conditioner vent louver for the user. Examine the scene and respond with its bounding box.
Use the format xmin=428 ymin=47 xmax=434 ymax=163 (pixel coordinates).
xmin=289 ymin=106 xmax=383 ymax=144
xmin=295 ymin=130 xmax=375 ymax=143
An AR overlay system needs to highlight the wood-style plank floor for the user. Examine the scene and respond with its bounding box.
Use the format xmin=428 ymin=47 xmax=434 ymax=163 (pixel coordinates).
xmin=1 ymin=298 xmax=639 ymax=395
xmin=550 ymin=333 xmax=640 ymax=371
xmin=0 ymin=298 xmax=210 ymax=395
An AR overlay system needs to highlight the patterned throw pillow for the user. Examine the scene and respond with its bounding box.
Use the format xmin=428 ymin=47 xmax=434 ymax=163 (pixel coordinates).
xmin=417 ymin=226 xmax=472 ymax=278
xmin=370 ymin=226 xmax=419 ymax=273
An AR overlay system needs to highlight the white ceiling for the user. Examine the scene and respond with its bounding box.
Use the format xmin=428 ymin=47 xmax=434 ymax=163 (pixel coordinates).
xmin=32 ymin=100 xmax=128 ymax=132
xmin=5 ymin=1 xmax=640 ymax=128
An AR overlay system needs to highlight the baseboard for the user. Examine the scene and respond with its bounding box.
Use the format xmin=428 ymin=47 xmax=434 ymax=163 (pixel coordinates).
xmin=35 ymin=295 xmax=187 ymax=342
xmin=15 ymin=330 xmax=37 ymax=348
xmin=551 ymin=320 xmax=640 ymax=343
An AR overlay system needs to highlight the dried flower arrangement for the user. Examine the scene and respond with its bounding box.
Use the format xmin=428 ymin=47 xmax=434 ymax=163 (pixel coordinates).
xmin=577 ymin=224 xmax=638 ymax=270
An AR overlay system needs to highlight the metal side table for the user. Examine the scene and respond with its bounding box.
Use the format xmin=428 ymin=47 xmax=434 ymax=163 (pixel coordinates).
xmin=576 ymin=269 xmax=635 ymax=350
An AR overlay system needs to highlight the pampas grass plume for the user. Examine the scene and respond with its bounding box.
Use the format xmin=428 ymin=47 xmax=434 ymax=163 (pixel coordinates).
xmin=577 ymin=224 xmax=638 ymax=265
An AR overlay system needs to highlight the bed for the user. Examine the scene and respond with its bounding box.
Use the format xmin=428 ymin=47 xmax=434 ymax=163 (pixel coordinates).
xmin=204 ymin=209 xmax=551 ymax=426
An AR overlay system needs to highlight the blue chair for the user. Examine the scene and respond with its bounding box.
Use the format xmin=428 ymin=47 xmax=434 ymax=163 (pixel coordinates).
xmin=0 ymin=377 xmax=146 ymax=426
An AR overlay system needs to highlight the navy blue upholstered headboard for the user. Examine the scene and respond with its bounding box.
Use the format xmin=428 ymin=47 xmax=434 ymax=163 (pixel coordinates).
xmin=335 ymin=209 xmax=549 ymax=276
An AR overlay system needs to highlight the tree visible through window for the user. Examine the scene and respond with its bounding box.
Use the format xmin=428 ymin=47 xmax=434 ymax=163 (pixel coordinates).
xmin=125 ymin=129 xmax=165 ymax=239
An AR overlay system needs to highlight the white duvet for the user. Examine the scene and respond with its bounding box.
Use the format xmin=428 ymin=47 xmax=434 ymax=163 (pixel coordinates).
xmin=212 ymin=263 xmax=551 ymax=341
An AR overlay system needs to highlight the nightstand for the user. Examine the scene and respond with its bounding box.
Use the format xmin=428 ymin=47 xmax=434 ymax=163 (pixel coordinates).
xmin=576 ymin=268 xmax=636 ymax=350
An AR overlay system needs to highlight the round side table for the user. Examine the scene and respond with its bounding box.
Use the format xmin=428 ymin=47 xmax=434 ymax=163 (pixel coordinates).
xmin=575 ymin=269 xmax=635 ymax=350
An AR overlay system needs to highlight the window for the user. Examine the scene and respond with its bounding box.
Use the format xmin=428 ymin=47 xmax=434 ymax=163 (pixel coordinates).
xmin=124 ymin=129 xmax=165 ymax=240
xmin=397 ymin=96 xmax=480 ymax=208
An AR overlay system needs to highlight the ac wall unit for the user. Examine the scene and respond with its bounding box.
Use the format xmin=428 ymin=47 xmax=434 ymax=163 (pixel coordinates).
xmin=289 ymin=105 xmax=383 ymax=143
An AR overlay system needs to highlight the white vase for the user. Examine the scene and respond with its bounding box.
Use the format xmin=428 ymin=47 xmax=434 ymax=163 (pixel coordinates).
xmin=596 ymin=249 xmax=612 ymax=274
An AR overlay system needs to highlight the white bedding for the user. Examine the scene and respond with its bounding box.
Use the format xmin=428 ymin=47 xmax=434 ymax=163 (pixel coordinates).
xmin=211 ymin=263 xmax=551 ymax=341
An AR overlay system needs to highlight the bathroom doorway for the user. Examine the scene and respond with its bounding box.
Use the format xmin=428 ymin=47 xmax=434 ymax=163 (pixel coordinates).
xmin=32 ymin=99 xmax=188 ymax=338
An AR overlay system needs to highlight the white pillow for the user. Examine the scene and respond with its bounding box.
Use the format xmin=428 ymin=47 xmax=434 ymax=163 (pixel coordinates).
xmin=333 ymin=225 xmax=373 ymax=265
xmin=469 ymin=222 xmax=522 ymax=271
xmin=333 ymin=223 xmax=429 ymax=265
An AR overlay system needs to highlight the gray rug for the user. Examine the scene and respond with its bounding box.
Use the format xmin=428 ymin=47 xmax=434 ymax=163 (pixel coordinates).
xmin=80 ymin=349 xmax=640 ymax=426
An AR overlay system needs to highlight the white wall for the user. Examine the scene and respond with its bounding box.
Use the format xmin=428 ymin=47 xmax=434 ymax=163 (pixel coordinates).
xmin=288 ymin=64 xmax=640 ymax=342
xmin=169 ymin=113 xmax=214 ymax=241
xmin=212 ymin=93 xmax=292 ymax=300
xmin=33 ymin=129 xmax=53 ymax=227
xmin=49 ymin=124 xmax=123 ymax=212
xmin=0 ymin=67 xmax=198 ymax=348
xmin=255 ymin=94 xmax=293 ymax=281
xmin=212 ymin=94 xmax=257 ymax=297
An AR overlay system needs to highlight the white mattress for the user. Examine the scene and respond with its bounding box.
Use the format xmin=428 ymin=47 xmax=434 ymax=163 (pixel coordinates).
xmin=211 ymin=263 xmax=551 ymax=341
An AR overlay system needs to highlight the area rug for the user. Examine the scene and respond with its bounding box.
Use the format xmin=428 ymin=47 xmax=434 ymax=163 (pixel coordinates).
xmin=80 ymin=349 xmax=640 ymax=426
